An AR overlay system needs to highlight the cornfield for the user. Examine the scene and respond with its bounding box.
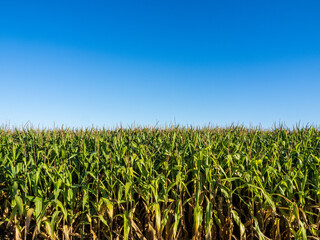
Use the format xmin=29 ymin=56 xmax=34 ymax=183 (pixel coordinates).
xmin=0 ymin=126 xmax=320 ymax=239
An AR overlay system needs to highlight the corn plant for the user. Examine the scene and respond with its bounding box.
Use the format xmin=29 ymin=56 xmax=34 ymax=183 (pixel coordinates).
xmin=0 ymin=125 xmax=319 ymax=239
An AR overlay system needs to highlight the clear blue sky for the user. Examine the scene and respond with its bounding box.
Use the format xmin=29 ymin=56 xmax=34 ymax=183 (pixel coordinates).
xmin=1 ymin=0 xmax=320 ymax=128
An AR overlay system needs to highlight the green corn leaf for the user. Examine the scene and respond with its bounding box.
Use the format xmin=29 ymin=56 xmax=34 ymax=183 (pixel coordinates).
xmin=232 ymin=210 xmax=245 ymax=239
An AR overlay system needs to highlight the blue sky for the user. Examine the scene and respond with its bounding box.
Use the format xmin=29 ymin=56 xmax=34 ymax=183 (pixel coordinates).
xmin=1 ymin=0 xmax=320 ymax=128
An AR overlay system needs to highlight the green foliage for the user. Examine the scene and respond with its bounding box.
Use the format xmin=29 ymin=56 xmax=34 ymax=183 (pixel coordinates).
xmin=0 ymin=126 xmax=320 ymax=239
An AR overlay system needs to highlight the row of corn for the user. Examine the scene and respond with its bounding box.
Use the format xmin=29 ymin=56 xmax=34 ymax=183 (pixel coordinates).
xmin=0 ymin=126 xmax=319 ymax=239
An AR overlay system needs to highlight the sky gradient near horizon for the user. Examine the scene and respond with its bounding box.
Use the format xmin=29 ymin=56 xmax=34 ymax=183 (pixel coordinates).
xmin=1 ymin=0 xmax=320 ymax=129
